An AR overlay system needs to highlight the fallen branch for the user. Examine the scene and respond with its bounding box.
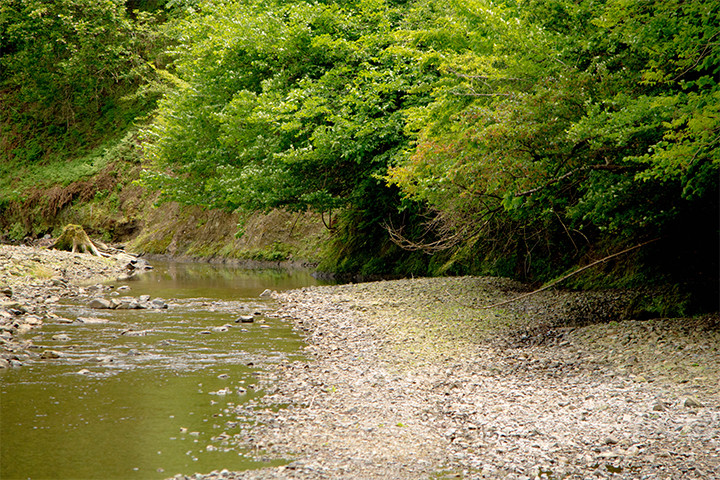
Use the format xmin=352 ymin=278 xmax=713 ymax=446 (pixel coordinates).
xmin=475 ymin=237 xmax=662 ymax=310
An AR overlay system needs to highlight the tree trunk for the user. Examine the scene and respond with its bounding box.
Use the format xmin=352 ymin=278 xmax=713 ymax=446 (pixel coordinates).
xmin=50 ymin=224 xmax=104 ymax=256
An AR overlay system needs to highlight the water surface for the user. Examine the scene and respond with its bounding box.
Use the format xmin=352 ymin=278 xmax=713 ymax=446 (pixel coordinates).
xmin=1 ymin=262 xmax=329 ymax=480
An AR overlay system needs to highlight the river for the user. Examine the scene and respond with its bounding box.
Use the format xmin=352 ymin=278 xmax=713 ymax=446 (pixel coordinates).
xmin=0 ymin=261 xmax=332 ymax=480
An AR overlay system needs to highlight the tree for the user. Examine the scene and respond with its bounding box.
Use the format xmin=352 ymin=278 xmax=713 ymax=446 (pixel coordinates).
xmin=140 ymin=0 xmax=448 ymax=273
xmin=0 ymin=0 xmax=166 ymax=163
xmin=386 ymin=0 xmax=719 ymax=285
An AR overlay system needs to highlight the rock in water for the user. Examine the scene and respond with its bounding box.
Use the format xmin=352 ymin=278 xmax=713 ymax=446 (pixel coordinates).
xmin=40 ymin=350 xmax=63 ymax=359
xmin=88 ymin=298 xmax=113 ymax=309
xmin=149 ymin=298 xmax=168 ymax=309
xmin=76 ymin=316 xmax=110 ymax=324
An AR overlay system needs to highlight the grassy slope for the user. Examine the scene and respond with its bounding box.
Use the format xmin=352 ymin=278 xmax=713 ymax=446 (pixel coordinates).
xmin=0 ymin=125 xmax=328 ymax=263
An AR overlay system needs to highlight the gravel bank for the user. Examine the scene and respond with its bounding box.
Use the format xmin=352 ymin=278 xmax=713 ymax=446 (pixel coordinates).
xmin=173 ymin=277 xmax=719 ymax=480
xmin=0 ymin=245 xmax=148 ymax=367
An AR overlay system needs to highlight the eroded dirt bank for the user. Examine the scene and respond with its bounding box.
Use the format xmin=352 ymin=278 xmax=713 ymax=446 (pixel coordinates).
xmin=178 ymin=278 xmax=719 ymax=480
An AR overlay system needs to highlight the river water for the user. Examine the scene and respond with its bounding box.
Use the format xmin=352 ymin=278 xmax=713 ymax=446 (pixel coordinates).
xmin=0 ymin=261 xmax=332 ymax=480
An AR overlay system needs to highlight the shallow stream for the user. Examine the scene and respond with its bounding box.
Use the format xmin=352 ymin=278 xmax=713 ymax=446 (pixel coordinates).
xmin=0 ymin=261 xmax=331 ymax=480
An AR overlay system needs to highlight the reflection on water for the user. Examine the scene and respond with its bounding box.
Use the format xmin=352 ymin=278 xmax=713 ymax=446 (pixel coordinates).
xmin=0 ymin=262 xmax=331 ymax=480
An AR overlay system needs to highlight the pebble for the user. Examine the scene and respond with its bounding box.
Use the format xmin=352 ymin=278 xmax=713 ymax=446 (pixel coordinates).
xmin=0 ymin=245 xmax=146 ymax=368
xmin=196 ymin=279 xmax=719 ymax=480
xmin=40 ymin=350 xmax=63 ymax=359
xmin=684 ymin=397 xmax=704 ymax=408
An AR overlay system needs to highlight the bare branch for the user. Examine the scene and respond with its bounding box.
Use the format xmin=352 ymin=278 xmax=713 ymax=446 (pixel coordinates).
xmin=475 ymin=237 xmax=663 ymax=310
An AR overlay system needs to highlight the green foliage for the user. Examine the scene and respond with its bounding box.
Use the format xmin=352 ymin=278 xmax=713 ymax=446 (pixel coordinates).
xmin=0 ymin=0 xmax=167 ymax=164
xmin=141 ymin=0 xmax=440 ymax=211
xmin=139 ymin=0 xmax=450 ymax=271
xmin=386 ymin=0 xmax=719 ymax=287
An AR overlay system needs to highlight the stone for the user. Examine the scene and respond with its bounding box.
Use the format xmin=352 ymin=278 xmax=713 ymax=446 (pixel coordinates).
xmin=88 ymin=298 xmax=113 ymax=309
xmin=40 ymin=350 xmax=63 ymax=359
xmin=604 ymin=436 xmax=619 ymax=445
xmin=121 ymin=329 xmax=152 ymax=337
xmin=212 ymin=326 xmax=228 ymax=333
xmin=0 ymin=301 xmax=25 ymax=313
xmin=150 ymin=298 xmax=168 ymax=309
xmin=16 ymin=324 xmax=32 ymax=334
xmin=236 ymin=315 xmax=254 ymax=323
xmin=652 ymin=402 xmax=667 ymax=412
xmin=24 ymin=315 xmax=43 ymax=325
xmin=684 ymin=397 xmax=704 ymax=408
xmin=76 ymin=316 xmax=110 ymax=324
xmin=259 ymin=289 xmax=273 ymax=297
xmin=52 ymin=334 xmax=71 ymax=341
xmin=139 ymin=295 xmax=151 ymax=303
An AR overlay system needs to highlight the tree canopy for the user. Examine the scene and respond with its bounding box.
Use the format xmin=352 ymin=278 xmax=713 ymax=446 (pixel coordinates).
xmin=141 ymin=0 xmax=718 ymax=289
xmin=3 ymin=0 xmax=715 ymax=305
xmin=0 ymin=0 xmax=166 ymax=162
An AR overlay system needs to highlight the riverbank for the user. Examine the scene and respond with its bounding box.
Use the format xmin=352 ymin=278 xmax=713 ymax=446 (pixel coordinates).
xmin=2 ymin=245 xmax=718 ymax=478
xmin=0 ymin=245 xmax=148 ymax=368
xmin=176 ymin=278 xmax=719 ymax=479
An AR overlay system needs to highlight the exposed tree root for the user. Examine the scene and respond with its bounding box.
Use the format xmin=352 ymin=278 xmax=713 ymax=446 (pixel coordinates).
xmin=50 ymin=224 xmax=106 ymax=257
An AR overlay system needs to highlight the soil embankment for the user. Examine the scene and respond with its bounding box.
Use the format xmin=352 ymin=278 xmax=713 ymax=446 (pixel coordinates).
xmin=180 ymin=278 xmax=719 ymax=480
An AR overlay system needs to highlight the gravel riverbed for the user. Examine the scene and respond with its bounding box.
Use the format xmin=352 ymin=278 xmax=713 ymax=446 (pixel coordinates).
xmin=0 ymin=244 xmax=148 ymax=367
xmin=177 ymin=278 xmax=719 ymax=480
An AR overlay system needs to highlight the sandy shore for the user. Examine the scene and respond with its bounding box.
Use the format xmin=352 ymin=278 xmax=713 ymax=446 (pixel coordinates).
xmin=175 ymin=278 xmax=719 ymax=480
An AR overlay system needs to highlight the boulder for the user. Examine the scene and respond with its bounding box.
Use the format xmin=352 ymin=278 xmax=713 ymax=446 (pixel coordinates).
xmin=149 ymin=298 xmax=168 ymax=309
xmin=88 ymin=298 xmax=113 ymax=309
